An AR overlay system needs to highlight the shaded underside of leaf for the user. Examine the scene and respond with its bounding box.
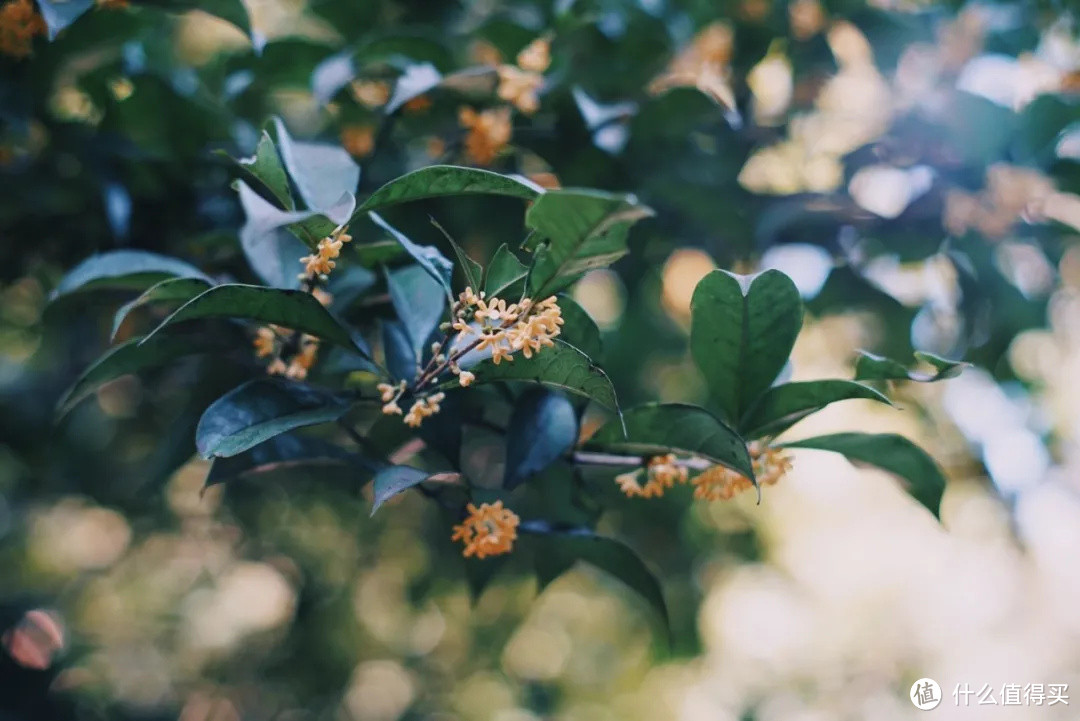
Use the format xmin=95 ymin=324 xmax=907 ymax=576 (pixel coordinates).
xmin=780 ymin=432 xmax=947 ymax=518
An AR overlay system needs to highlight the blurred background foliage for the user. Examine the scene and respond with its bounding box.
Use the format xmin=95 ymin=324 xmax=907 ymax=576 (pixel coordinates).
xmin=1 ymin=0 xmax=1079 ymax=719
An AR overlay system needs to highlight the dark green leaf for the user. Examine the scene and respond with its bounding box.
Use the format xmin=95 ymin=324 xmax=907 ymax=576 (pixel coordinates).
xmin=36 ymin=0 xmax=93 ymax=39
xmin=854 ymin=350 xmax=969 ymax=383
xmin=51 ymin=250 xmax=210 ymax=300
xmin=359 ymin=165 xmax=539 ymax=214
xmin=383 ymin=320 xmax=419 ymax=381
xmin=140 ymin=284 xmax=369 ymax=356
xmin=206 ymin=432 xmax=363 ymax=488
xmin=385 ymin=264 xmax=446 ymax=359
xmin=587 ymin=403 xmax=754 ymax=481
xmin=111 ymin=276 xmax=213 ymax=340
xmin=524 ymin=523 xmax=668 ymax=634
xmin=504 ymin=389 xmax=578 ymax=489
xmin=523 ymin=190 xmax=653 ymax=297
xmin=196 ymin=378 xmax=350 ymax=458
xmin=430 ymin=218 xmax=482 ymax=291
xmin=231 ymin=130 xmax=294 ymax=209
xmin=371 ymin=466 xmax=460 ymax=514
xmin=484 ymin=243 xmax=528 ymax=299
xmin=780 ymin=433 xmax=947 ymax=517
xmin=690 ymin=269 xmax=803 ymax=424
xmin=56 ymin=332 xmax=227 ymax=419
xmin=556 ymin=294 xmax=602 ymax=360
xmin=460 ymin=340 xmax=619 ymax=412
xmin=740 ymin=380 xmax=893 ymax=439
xmin=369 ymin=212 xmax=453 ymax=295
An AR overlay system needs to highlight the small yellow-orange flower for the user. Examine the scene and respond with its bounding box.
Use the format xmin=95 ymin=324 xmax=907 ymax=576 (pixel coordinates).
xmin=340 ymin=124 xmax=375 ymax=158
xmin=451 ymin=501 xmax=520 ymax=558
xmin=691 ymin=443 xmax=793 ymax=501
xmin=459 ymin=106 xmax=512 ymax=166
xmin=300 ymin=226 xmax=352 ymax=278
xmin=615 ymin=453 xmax=688 ymax=498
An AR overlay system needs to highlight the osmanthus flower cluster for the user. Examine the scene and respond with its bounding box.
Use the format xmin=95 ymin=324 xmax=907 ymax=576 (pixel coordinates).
xmin=376 ymin=286 xmax=565 ymax=431
xmin=613 ymin=443 xmax=794 ymax=502
xmin=0 ymin=0 xmax=45 ymax=59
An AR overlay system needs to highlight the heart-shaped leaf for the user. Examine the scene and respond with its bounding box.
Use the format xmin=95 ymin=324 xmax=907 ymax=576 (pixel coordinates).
xmin=359 ymin=165 xmax=539 ymax=214
xmin=690 ymin=269 xmax=803 ymax=425
xmin=196 ymin=378 xmax=351 ymax=458
xmin=587 ymin=403 xmax=754 ymax=481
xmin=523 ymin=189 xmax=653 ymax=298
xmin=504 ymin=389 xmax=578 ymax=489
xmin=139 ymin=284 xmax=369 ymax=356
xmin=780 ymin=433 xmax=947 ymax=517
xmin=739 ymin=380 xmax=893 ymax=439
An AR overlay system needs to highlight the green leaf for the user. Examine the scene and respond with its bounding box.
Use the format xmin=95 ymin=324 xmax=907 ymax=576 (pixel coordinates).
xmin=359 ymin=165 xmax=539 ymax=214
xmin=385 ymin=265 xmax=446 ymax=359
xmin=690 ymin=269 xmax=803 ymax=424
xmin=352 ymin=239 xmax=406 ymax=267
xmin=523 ymin=190 xmax=653 ymax=297
xmin=230 ymin=130 xmax=294 ymax=210
xmin=56 ymin=332 xmax=227 ymax=419
xmin=780 ymin=433 xmax=947 ymax=517
xmin=51 ymin=250 xmax=210 ymax=300
xmin=369 ymin=212 xmax=453 ymax=295
xmin=739 ymin=380 xmax=893 ymax=439
xmin=460 ymin=340 xmax=619 ymax=412
xmin=36 ymin=0 xmax=93 ymax=39
xmin=196 ymin=378 xmax=350 ymax=458
xmin=139 ymin=284 xmax=369 ymax=356
xmin=371 ymin=466 xmax=460 ymax=515
xmin=854 ymin=350 xmax=969 ymax=383
xmin=272 ymin=117 xmax=359 ymax=214
xmin=430 ymin=218 xmax=482 ymax=291
xmin=111 ymin=277 xmax=213 ymax=340
xmin=523 ymin=523 xmax=668 ymax=635
xmin=504 ymin=389 xmax=578 ymax=489
xmin=484 ymin=243 xmax=529 ymax=299
xmin=555 ymin=294 xmax=602 ymax=360
xmin=587 ymin=403 xmax=754 ymax=481
xmin=206 ymin=433 xmax=362 ymax=488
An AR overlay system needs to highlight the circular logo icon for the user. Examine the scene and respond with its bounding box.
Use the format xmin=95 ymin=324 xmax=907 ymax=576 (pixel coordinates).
xmin=911 ymin=678 xmax=942 ymax=710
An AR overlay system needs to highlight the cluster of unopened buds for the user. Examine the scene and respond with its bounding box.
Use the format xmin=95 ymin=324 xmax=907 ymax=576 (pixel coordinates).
xmin=451 ymin=500 xmax=520 ymax=559
xmin=617 ymin=442 xmax=793 ymax=501
xmin=300 ymin=226 xmax=352 ymax=280
xmin=253 ymin=326 xmax=320 ymax=381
